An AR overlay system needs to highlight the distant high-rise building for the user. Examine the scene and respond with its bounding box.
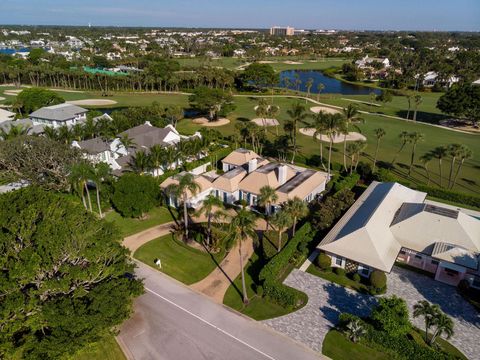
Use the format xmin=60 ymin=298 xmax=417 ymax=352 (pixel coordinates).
xmin=270 ymin=26 xmax=295 ymax=36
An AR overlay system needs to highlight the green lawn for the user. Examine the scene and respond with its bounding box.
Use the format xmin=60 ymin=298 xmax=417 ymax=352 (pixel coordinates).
xmin=223 ymin=251 xmax=307 ymax=320
xmin=70 ymin=334 xmax=125 ymax=360
xmin=134 ymin=234 xmax=224 ymax=285
xmin=306 ymin=264 xmax=370 ymax=294
xmin=322 ymin=330 xmax=391 ymax=360
xmin=105 ymin=206 xmax=176 ymax=237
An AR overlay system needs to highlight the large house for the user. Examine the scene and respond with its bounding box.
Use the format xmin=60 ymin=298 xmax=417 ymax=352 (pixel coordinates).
xmin=29 ymin=103 xmax=88 ymax=128
xmin=318 ymin=181 xmax=480 ymax=288
xmin=161 ymin=148 xmax=329 ymax=211
xmin=355 ymin=55 xmax=390 ymax=69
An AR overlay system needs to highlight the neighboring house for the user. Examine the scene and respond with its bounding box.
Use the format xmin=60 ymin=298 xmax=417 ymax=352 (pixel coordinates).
xmin=421 ymin=71 xmax=459 ymax=88
xmin=318 ymin=181 xmax=480 ymax=288
xmin=0 ymin=108 xmax=15 ymax=123
xmin=161 ymin=148 xmax=329 ymax=212
xmin=72 ymin=137 xmax=126 ymax=171
xmin=355 ymin=55 xmax=390 ymax=69
xmin=29 ymin=103 xmax=88 ymax=128
xmin=0 ymin=118 xmax=45 ymax=135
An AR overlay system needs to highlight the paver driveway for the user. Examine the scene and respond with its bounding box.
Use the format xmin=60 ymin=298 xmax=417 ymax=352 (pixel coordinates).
xmin=264 ymin=268 xmax=480 ymax=359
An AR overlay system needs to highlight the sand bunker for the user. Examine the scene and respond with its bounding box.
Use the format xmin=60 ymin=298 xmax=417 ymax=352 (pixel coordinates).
xmin=300 ymin=128 xmax=366 ymax=143
xmin=0 ymin=97 xmax=5 ymax=101
xmin=67 ymin=99 xmax=118 ymax=106
xmin=310 ymin=106 xmax=340 ymax=114
xmin=254 ymin=105 xmax=280 ymax=111
xmin=193 ymin=117 xmax=230 ymax=127
xmin=258 ymin=61 xmax=276 ymax=64
xmin=3 ymin=89 xmax=22 ymax=96
xmin=284 ymin=61 xmax=303 ymax=65
xmin=251 ymin=118 xmax=279 ymax=127
xmin=49 ymin=88 xmax=84 ymax=93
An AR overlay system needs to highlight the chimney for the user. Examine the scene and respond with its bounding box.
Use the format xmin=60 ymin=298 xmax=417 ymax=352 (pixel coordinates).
xmin=278 ymin=165 xmax=287 ymax=185
xmin=248 ymin=158 xmax=258 ymax=173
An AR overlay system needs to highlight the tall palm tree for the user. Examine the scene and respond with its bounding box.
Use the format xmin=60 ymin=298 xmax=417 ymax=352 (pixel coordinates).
xmin=257 ymin=185 xmax=279 ymax=230
xmin=283 ymin=197 xmax=308 ymax=236
xmin=0 ymin=124 xmax=30 ymax=140
xmin=270 ymin=210 xmax=293 ymax=252
xmin=196 ymin=194 xmax=224 ymax=247
xmin=119 ymin=134 xmax=135 ymax=151
xmin=69 ymin=161 xmax=94 ymax=212
xmin=167 ymin=173 xmax=200 ymax=240
xmin=311 ymin=111 xmax=328 ymax=171
xmin=413 ymin=94 xmax=423 ymax=122
xmin=391 ymin=131 xmax=411 ymax=166
xmin=286 ymin=102 xmax=309 ymax=163
xmin=341 ymin=104 xmax=364 ymax=171
xmin=149 ymin=145 xmax=166 ymax=177
xmin=266 ymin=104 xmax=280 ymax=136
xmin=92 ymin=162 xmax=111 ymax=218
xmin=408 ymin=132 xmax=425 ymax=175
xmin=372 ymin=128 xmax=386 ymax=171
xmin=324 ymin=113 xmax=348 ymax=178
xmin=413 ymin=300 xmax=440 ymax=344
xmin=256 ymin=98 xmax=269 ymax=130
xmin=419 ymin=152 xmax=433 ymax=186
xmin=129 ymin=150 xmax=151 ymax=175
xmin=430 ymin=312 xmax=454 ymax=346
xmin=316 ymin=83 xmax=325 ymax=102
xmin=229 ymin=207 xmax=257 ymax=303
xmin=451 ymin=145 xmax=473 ymax=189
xmin=447 ymin=144 xmax=462 ymax=189
xmin=346 ymin=141 xmax=367 ymax=173
xmin=430 ymin=146 xmax=448 ymax=188
xmin=305 ymin=77 xmax=314 ymax=101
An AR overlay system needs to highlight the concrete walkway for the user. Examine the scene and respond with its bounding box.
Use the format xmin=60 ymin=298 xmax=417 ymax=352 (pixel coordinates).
xmin=191 ymin=237 xmax=254 ymax=303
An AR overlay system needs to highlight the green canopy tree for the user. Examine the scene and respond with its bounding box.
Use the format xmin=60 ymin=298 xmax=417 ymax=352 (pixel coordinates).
xmin=283 ymin=197 xmax=308 ymax=236
xmin=195 ymin=194 xmax=225 ymax=247
xmin=14 ymin=87 xmax=65 ymax=115
xmin=437 ymin=83 xmax=480 ymax=126
xmin=257 ymin=185 xmax=279 ymax=230
xmin=189 ymin=86 xmax=235 ymax=121
xmin=0 ymin=187 xmax=143 ymax=359
xmin=371 ymin=296 xmax=412 ymax=337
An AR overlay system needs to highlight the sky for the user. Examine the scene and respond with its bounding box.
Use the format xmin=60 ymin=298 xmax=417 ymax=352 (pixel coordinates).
xmin=0 ymin=0 xmax=479 ymax=31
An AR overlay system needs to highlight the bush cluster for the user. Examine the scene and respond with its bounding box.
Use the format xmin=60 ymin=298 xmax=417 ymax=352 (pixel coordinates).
xmin=259 ymin=223 xmax=314 ymax=307
xmin=316 ymin=253 xmax=332 ymax=270
xmin=333 ymin=173 xmax=360 ymax=193
xmin=369 ymin=270 xmax=387 ymax=292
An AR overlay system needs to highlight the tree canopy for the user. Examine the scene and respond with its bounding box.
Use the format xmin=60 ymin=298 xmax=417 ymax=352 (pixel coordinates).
xmin=240 ymin=63 xmax=278 ymax=89
xmin=0 ymin=187 xmax=143 ymax=359
xmin=437 ymin=83 xmax=480 ymax=126
xmin=189 ymin=86 xmax=235 ymax=120
xmin=14 ymin=87 xmax=65 ymax=115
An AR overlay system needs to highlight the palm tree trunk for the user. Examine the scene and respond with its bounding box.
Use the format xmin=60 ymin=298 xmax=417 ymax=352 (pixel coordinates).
xmin=373 ymin=139 xmax=380 ymax=171
xmin=343 ymin=135 xmax=347 ymax=171
xmin=207 ymin=212 xmax=212 ymax=246
xmin=328 ymin=139 xmax=333 ymax=179
xmin=80 ymin=184 xmax=87 ymax=210
xmin=292 ymin=217 xmax=297 ymax=236
xmin=183 ymin=194 xmax=189 ymax=239
xmin=392 ymin=143 xmax=405 ymax=165
xmin=84 ymin=182 xmax=92 ymax=211
xmin=439 ymin=159 xmax=443 ymax=188
xmin=451 ymin=160 xmax=464 ymax=189
xmin=239 ymin=240 xmax=248 ymax=304
xmin=96 ymin=185 xmax=103 ymax=218
xmin=319 ymin=138 xmax=326 ymax=171
xmin=448 ymin=158 xmax=456 ymax=189
xmin=409 ymin=144 xmax=416 ymax=175
xmin=277 ymin=230 xmax=283 ymax=252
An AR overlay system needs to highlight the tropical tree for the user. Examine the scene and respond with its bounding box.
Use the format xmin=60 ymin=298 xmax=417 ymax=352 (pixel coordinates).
xmin=69 ymin=161 xmax=94 ymax=211
xmin=167 ymin=173 xmax=200 ymax=240
xmin=447 ymin=143 xmax=462 ymax=188
xmin=270 ymin=210 xmax=293 ymax=252
xmin=408 ymin=132 xmax=425 ymax=175
xmin=165 ymin=105 xmax=184 ymax=128
xmin=283 ymin=197 xmax=308 ymax=236
xmin=391 ymin=131 xmax=411 ymax=166
xmin=372 ymin=128 xmax=386 ymax=171
xmin=256 ymin=98 xmax=269 ymax=131
xmin=324 ymin=113 xmax=348 ymax=178
xmin=451 ymin=145 xmax=473 ymax=188
xmin=0 ymin=124 xmax=31 ymax=140
xmin=430 ymin=146 xmax=448 ymax=188
xmin=419 ymin=152 xmax=433 ymax=186
xmin=316 ymin=83 xmax=325 ymax=102
xmin=305 ymin=77 xmax=314 ymax=101
xmin=196 ymin=194 xmax=225 ymax=247
xmin=413 ymin=300 xmax=441 ymax=344
xmin=346 ymin=141 xmax=367 ymax=173
xmin=341 ymin=104 xmax=364 ymax=171
xmin=413 ymin=94 xmax=423 ymax=122
xmin=405 ymin=93 xmax=413 ymax=120
xmin=257 ymin=185 xmax=279 ymax=230
xmin=119 ymin=133 xmax=135 ymax=150
xmin=286 ymin=102 xmax=309 ymax=163
xmin=266 ymin=103 xmax=280 ymax=135
xmin=311 ymin=111 xmax=329 ymax=171
xmin=129 ymin=150 xmax=151 ymax=175
xmin=229 ymin=207 xmax=257 ymax=303
xmin=345 ymin=320 xmax=366 ymax=343
xmin=92 ymin=162 xmax=111 ymax=218
xmin=149 ymin=145 xmax=166 ymax=177
xmin=430 ymin=312 xmax=454 ymax=346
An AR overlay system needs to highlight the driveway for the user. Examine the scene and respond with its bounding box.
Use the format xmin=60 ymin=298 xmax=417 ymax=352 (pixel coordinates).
xmin=264 ymin=268 xmax=480 ymax=359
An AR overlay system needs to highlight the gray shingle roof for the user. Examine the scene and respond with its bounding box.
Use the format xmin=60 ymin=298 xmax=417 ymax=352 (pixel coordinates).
xmin=29 ymin=103 xmax=88 ymax=122
xmin=119 ymin=124 xmax=174 ymax=149
xmin=77 ymin=137 xmax=110 ymax=154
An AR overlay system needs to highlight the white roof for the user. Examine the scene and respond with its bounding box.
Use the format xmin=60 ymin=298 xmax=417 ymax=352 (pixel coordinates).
xmin=0 ymin=108 xmax=15 ymax=123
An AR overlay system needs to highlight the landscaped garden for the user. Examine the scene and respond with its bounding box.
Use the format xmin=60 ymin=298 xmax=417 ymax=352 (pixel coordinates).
xmin=323 ymin=296 xmax=466 ymax=360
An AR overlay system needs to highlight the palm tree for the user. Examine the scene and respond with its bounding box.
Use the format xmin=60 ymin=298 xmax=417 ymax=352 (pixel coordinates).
xmin=405 ymin=93 xmax=413 ymax=120
xmin=430 ymin=146 xmax=448 ymax=188
xmin=257 ymin=185 xmax=279 ymax=230
xmin=345 ymin=320 xmax=366 ymax=343
xmin=413 ymin=300 xmax=440 ymax=344
xmin=283 ymin=197 xmax=308 ymax=236
xmin=165 ymin=105 xmax=184 ymax=128
xmin=129 ymin=150 xmax=151 ymax=175
xmin=311 ymin=111 xmax=329 ymax=171
xmin=316 ymin=83 xmax=325 ymax=102
xmin=229 ymin=207 xmax=257 ymax=304
xmin=196 ymin=194 xmax=225 ymax=247
xmin=451 ymin=145 xmax=473 ymax=189
xmin=391 ymin=131 xmax=411 ymax=166
xmin=92 ymin=162 xmax=111 ymax=218
xmin=346 ymin=141 xmax=367 ymax=173
xmin=324 ymin=113 xmax=348 ymax=178
xmin=419 ymin=152 xmax=433 ymax=186
xmin=305 ymin=77 xmax=314 ymax=101
xmin=408 ymin=132 xmax=425 ymax=175
xmin=0 ymin=124 xmax=30 ymax=140
xmin=256 ymin=98 xmax=269 ymax=131
xmin=413 ymin=94 xmax=423 ymax=122
xmin=167 ymin=173 xmax=200 ymax=240
xmin=430 ymin=312 xmax=454 ymax=346
xmin=447 ymin=144 xmax=462 ymax=189
xmin=341 ymin=105 xmax=364 ymax=171
xmin=266 ymin=104 xmax=280 ymax=135
xmin=149 ymin=145 xmax=166 ymax=177
xmin=69 ymin=161 xmax=94 ymax=212
xmin=286 ymin=102 xmax=309 ymax=163
xmin=270 ymin=210 xmax=292 ymax=252
xmin=372 ymin=128 xmax=386 ymax=171
xmin=119 ymin=134 xmax=135 ymax=151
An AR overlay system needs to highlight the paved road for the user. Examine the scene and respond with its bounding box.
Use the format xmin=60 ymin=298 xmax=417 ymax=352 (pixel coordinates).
xmin=118 ymin=262 xmax=323 ymax=360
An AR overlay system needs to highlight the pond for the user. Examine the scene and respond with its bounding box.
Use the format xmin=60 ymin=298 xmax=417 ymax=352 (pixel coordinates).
xmin=279 ymin=70 xmax=381 ymax=95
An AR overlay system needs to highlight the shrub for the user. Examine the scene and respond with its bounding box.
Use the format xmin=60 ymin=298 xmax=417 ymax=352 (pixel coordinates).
xmin=316 ymin=253 xmax=332 ymax=270
xmin=297 ymin=241 xmax=308 ymax=255
xmin=334 ymin=267 xmax=346 ymax=276
xmin=371 ymin=296 xmax=411 ymax=337
xmin=370 ymin=270 xmax=387 ymax=290
xmin=352 ymin=273 xmax=361 ymax=283
xmin=356 ymin=161 xmax=373 ymax=181
xmin=259 ymin=223 xmax=314 ymax=307
xmin=338 ymin=313 xmax=362 ymax=330
xmin=333 ymin=173 xmax=360 ymax=193
xmin=112 ymin=174 xmax=160 ymax=218
xmin=255 ymin=284 xmax=264 ymax=297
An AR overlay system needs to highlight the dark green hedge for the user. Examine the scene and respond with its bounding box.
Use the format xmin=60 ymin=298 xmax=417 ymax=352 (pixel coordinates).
xmin=259 ymin=223 xmax=314 ymax=307
xmin=333 ymin=173 xmax=360 ymax=193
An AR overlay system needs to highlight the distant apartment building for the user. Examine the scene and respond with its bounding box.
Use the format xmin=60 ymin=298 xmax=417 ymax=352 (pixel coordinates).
xmin=270 ymin=26 xmax=295 ymax=36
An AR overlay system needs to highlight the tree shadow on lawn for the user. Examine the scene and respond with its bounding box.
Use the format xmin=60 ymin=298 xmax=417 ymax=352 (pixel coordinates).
xmin=228 ymin=248 xmax=266 ymax=301
xmin=319 ymin=282 xmax=377 ymax=327
xmin=396 ymin=110 xmax=448 ymax=125
xmin=393 ymin=267 xmax=480 ymax=326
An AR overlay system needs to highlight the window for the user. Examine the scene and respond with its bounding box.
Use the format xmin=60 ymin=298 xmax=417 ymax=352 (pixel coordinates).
xmin=361 ymin=268 xmax=370 ymax=276
xmin=223 ymin=192 xmax=228 ymax=203
xmin=399 ymin=250 xmax=406 ymax=255
xmin=335 ymin=257 xmax=342 ymax=266
xmin=431 ymin=260 xmax=439 ymax=265
xmin=414 ymin=254 xmax=423 ymax=260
